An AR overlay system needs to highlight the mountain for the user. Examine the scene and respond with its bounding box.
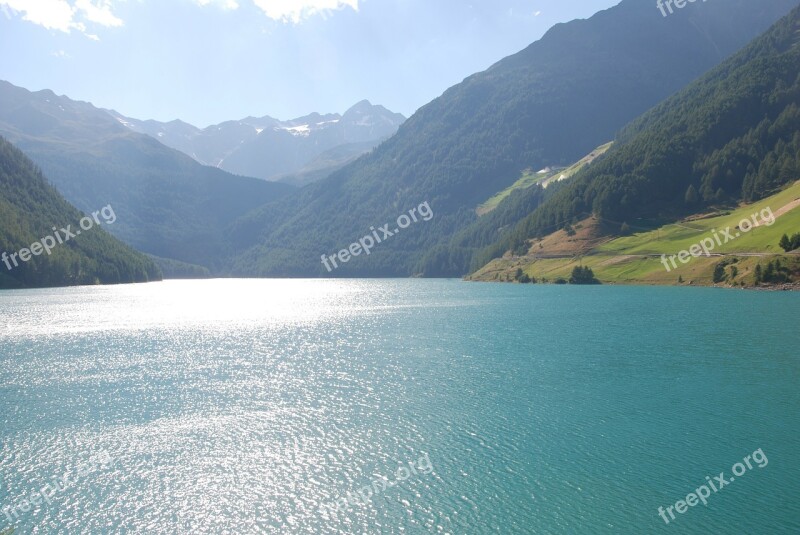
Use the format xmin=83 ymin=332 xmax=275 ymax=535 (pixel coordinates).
xmin=0 ymin=80 xmax=294 ymax=271
xmin=474 ymin=2 xmax=800 ymax=272
xmin=276 ymin=139 xmax=385 ymax=188
xmin=226 ymin=0 xmax=800 ymax=277
xmin=107 ymin=100 xmax=405 ymax=183
xmin=0 ymin=136 xmax=161 ymax=289
xmin=415 ymin=144 xmax=614 ymax=276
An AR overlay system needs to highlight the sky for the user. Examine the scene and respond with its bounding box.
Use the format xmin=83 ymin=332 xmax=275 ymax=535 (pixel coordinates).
xmin=0 ymin=0 xmax=621 ymax=127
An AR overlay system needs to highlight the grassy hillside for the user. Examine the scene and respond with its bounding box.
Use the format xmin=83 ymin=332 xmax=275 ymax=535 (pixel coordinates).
xmin=411 ymin=143 xmax=615 ymax=276
xmin=476 ymin=142 xmax=612 ymax=216
xmin=0 ymin=136 xmax=161 ymax=289
xmin=469 ymin=180 xmax=800 ymax=286
xmin=597 ymin=183 xmax=800 ymax=257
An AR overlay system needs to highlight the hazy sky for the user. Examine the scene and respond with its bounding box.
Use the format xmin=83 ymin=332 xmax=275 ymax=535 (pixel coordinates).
xmin=0 ymin=0 xmax=620 ymax=126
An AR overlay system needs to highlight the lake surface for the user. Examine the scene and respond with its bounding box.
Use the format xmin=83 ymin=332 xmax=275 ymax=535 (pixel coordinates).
xmin=0 ymin=280 xmax=798 ymax=534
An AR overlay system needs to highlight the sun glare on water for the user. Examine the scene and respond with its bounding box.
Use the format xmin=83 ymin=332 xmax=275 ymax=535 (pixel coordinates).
xmin=4 ymin=279 xmax=379 ymax=336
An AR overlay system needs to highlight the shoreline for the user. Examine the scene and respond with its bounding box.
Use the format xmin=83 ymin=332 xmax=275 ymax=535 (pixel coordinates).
xmin=463 ymin=277 xmax=800 ymax=291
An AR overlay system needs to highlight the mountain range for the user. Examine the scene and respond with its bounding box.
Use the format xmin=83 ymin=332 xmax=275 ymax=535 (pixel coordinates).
xmin=0 ymin=80 xmax=293 ymax=272
xmin=225 ymin=0 xmax=800 ymax=277
xmin=1 ymin=0 xmax=798 ymax=284
xmin=107 ymin=101 xmax=405 ymax=186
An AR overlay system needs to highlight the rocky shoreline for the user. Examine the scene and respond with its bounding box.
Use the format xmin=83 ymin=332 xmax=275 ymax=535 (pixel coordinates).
xmin=745 ymin=282 xmax=800 ymax=291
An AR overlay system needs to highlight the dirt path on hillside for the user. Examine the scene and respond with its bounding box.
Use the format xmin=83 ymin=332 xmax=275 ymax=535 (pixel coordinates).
xmin=751 ymin=182 xmax=800 ymax=227
xmin=763 ymin=197 xmax=800 ymax=223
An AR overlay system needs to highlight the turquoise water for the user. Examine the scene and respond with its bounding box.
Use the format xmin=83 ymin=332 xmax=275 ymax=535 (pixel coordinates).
xmin=0 ymin=280 xmax=798 ymax=534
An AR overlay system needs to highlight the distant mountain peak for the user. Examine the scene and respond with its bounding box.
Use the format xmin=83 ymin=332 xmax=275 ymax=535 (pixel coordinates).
xmin=103 ymin=100 xmax=405 ymax=182
xmin=346 ymin=99 xmax=374 ymax=111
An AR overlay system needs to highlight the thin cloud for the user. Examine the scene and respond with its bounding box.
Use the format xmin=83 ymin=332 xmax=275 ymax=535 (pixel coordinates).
xmin=76 ymin=0 xmax=123 ymax=27
xmin=0 ymin=0 xmax=122 ymax=35
xmin=251 ymin=0 xmax=359 ymax=24
xmin=0 ymin=0 xmax=77 ymax=32
xmin=194 ymin=0 xmax=240 ymax=10
xmin=3 ymin=0 xmax=357 ymax=32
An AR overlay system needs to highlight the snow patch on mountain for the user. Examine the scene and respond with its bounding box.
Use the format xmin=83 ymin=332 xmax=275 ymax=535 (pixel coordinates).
xmin=277 ymin=124 xmax=311 ymax=136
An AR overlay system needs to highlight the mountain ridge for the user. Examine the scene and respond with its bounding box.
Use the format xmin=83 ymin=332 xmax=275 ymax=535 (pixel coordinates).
xmin=0 ymin=135 xmax=162 ymax=289
xmin=226 ymin=0 xmax=800 ymax=277
xmin=0 ymin=80 xmax=294 ymax=271
xmin=469 ymin=3 xmax=800 ymax=283
xmin=107 ymin=100 xmax=405 ymax=183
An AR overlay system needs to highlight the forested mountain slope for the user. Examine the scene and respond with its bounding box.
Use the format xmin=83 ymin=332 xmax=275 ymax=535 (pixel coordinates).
xmin=476 ymin=4 xmax=800 ymax=268
xmin=228 ymin=0 xmax=798 ymax=277
xmin=0 ymin=137 xmax=161 ymax=289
